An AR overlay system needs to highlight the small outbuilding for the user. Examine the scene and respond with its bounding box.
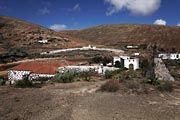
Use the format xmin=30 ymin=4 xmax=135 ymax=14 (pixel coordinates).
xmin=113 ymin=56 xmax=139 ymax=70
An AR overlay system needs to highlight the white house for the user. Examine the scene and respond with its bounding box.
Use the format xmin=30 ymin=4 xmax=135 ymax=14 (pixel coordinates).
xmin=82 ymin=45 xmax=96 ymax=50
xmin=123 ymin=57 xmax=139 ymax=70
xmin=38 ymin=39 xmax=48 ymax=44
xmin=113 ymin=56 xmax=139 ymax=70
xmin=8 ymin=61 xmax=72 ymax=84
xmin=126 ymin=45 xmax=138 ymax=49
xmin=158 ymin=53 xmax=180 ymax=60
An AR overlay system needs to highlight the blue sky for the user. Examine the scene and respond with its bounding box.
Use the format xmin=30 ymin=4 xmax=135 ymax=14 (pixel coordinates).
xmin=0 ymin=0 xmax=180 ymax=31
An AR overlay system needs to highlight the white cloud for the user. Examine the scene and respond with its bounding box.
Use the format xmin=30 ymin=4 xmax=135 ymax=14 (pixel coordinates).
xmin=72 ymin=4 xmax=81 ymax=11
xmin=177 ymin=22 xmax=180 ymax=26
xmin=49 ymin=24 xmax=67 ymax=31
xmin=38 ymin=7 xmax=50 ymax=15
xmin=105 ymin=0 xmax=161 ymax=16
xmin=154 ymin=19 xmax=166 ymax=25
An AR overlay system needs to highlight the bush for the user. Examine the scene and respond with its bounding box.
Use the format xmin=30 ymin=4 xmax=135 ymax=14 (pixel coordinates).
xmin=144 ymin=75 xmax=160 ymax=85
xmin=143 ymin=78 xmax=152 ymax=84
xmin=33 ymin=77 xmax=50 ymax=83
xmin=157 ymin=80 xmax=173 ymax=92
xmin=0 ymin=80 xmax=5 ymax=86
xmin=140 ymin=59 xmax=149 ymax=70
xmin=15 ymin=79 xmax=33 ymax=88
xmin=15 ymin=75 xmax=33 ymax=88
xmin=104 ymin=70 xmax=113 ymax=79
xmin=114 ymin=61 xmax=122 ymax=68
xmin=52 ymin=72 xmax=75 ymax=83
xmin=100 ymin=80 xmax=119 ymax=92
xmin=91 ymin=55 xmax=112 ymax=66
xmin=0 ymin=76 xmax=5 ymax=86
xmin=79 ymin=71 xmax=91 ymax=81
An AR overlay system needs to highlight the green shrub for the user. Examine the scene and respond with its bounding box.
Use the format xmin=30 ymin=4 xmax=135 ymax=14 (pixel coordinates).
xmin=145 ymin=75 xmax=160 ymax=85
xmin=34 ymin=77 xmax=50 ymax=81
xmin=15 ymin=75 xmax=33 ymax=88
xmin=33 ymin=77 xmax=50 ymax=83
xmin=79 ymin=71 xmax=91 ymax=81
xmin=104 ymin=70 xmax=113 ymax=79
xmin=15 ymin=79 xmax=33 ymax=88
xmin=100 ymin=80 xmax=119 ymax=92
xmin=0 ymin=76 xmax=5 ymax=86
xmin=91 ymin=55 xmax=112 ymax=66
xmin=52 ymin=72 xmax=75 ymax=83
xmin=143 ymin=78 xmax=152 ymax=84
xmin=114 ymin=61 xmax=122 ymax=68
xmin=140 ymin=59 xmax=149 ymax=70
xmin=157 ymin=80 xmax=173 ymax=92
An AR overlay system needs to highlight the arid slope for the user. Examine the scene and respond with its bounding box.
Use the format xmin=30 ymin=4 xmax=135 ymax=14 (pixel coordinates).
xmin=0 ymin=16 xmax=88 ymax=54
xmin=62 ymin=24 xmax=180 ymax=51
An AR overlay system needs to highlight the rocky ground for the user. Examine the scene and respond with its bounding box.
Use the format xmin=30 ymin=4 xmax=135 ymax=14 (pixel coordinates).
xmin=0 ymin=81 xmax=180 ymax=120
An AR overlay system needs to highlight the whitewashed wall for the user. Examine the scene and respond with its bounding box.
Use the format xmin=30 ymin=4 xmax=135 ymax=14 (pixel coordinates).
xmin=59 ymin=66 xmax=119 ymax=74
xmin=113 ymin=56 xmax=121 ymax=64
xmin=8 ymin=70 xmax=31 ymax=84
xmin=98 ymin=66 xmax=119 ymax=74
xmin=158 ymin=53 xmax=180 ymax=60
xmin=29 ymin=73 xmax=55 ymax=80
xmin=124 ymin=58 xmax=139 ymax=70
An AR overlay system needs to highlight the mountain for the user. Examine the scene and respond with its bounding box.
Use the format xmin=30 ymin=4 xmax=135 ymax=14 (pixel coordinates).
xmin=0 ymin=16 xmax=88 ymax=54
xmin=62 ymin=24 xmax=180 ymax=52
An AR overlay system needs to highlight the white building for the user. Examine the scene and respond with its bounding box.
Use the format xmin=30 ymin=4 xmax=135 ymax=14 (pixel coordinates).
xmin=126 ymin=45 xmax=138 ymax=49
xmin=82 ymin=45 xmax=96 ymax=50
xmin=38 ymin=39 xmax=48 ymax=44
xmin=8 ymin=61 xmax=71 ymax=84
xmin=123 ymin=58 xmax=139 ymax=70
xmin=113 ymin=56 xmax=139 ymax=70
xmin=158 ymin=53 xmax=180 ymax=60
xmin=59 ymin=65 xmax=119 ymax=74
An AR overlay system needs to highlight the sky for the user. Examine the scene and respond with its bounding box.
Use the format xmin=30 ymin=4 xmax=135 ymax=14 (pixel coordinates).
xmin=0 ymin=0 xmax=180 ymax=31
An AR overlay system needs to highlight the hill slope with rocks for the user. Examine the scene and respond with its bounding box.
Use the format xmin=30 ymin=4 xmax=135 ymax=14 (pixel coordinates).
xmin=0 ymin=16 xmax=87 ymax=54
xmin=62 ymin=24 xmax=180 ymax=52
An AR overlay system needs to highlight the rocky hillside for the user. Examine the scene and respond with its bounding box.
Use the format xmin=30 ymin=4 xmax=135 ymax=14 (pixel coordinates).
xmin=62 ymin=24 xmax=180 ymax=52
xmin=0 ymin=16 xmax=87 ymax=54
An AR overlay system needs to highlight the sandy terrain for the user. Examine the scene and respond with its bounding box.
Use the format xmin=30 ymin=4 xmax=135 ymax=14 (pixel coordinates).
xmin=0 ymin=81 xmax=180 ymax=120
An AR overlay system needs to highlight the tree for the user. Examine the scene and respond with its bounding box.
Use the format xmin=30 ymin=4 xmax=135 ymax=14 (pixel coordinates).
xmin=140 ymin=59 xmax=149 ymax=77
xmin=114 ymin=61 xmax=122 ymax=68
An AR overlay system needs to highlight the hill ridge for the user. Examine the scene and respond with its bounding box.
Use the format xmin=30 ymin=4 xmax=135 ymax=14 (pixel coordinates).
xmin=0 ymin=16 xmax=87 ymax=54
xmin=62 ymin=24 xmax=180 ymax=52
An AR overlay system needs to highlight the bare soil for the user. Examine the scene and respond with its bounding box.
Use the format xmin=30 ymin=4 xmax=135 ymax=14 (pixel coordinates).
xmin=0 ymin=81 xmax=180 ymax=120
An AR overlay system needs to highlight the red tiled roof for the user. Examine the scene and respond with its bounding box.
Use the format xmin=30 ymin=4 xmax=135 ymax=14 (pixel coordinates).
xmin=10 ymin=61 xmax=75 ymax=74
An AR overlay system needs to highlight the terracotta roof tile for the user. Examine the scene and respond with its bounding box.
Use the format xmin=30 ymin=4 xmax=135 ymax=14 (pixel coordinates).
xmin=10 ymin=61 xmax=75 ymax=74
